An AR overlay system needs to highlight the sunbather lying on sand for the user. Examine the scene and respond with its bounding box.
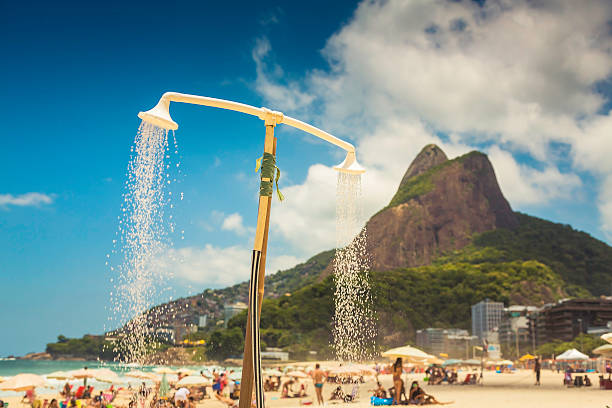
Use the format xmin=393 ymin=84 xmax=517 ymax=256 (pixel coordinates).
xmin=408 ymin=381 xmax=452 ymax=405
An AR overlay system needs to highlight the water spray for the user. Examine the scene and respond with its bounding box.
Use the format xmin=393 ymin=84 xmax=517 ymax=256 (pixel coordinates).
xmin=138 ymin=92 xmax=365 ymax=408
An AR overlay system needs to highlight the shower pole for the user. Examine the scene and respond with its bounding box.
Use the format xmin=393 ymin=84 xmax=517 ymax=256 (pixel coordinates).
xmin=137 ymin=93 xmax=365 ymax=408
xmin=240 ymin=114 xmax=280 ymax=408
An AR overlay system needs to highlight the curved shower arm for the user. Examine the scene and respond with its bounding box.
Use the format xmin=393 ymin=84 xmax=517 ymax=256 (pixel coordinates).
xmin=160 ymin=92 xmax=356 ymax=154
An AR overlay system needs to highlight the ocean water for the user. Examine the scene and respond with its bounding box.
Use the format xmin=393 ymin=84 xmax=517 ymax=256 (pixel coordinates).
xmin=0 ymin=360 xmax=113 ymax=377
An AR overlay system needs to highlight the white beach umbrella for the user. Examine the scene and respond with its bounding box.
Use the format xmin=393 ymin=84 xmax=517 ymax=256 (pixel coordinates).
xmin=176 ymin=375 xmax=212 ymax=387
xmin=601 ymin=333 xmax=612 ymax=344
xmin=499 ymin=360 xmax=514 ymax=366
xmin=46 ymin=371 xmax=74 ymax=380
xmin=264 ymin=369 xmax=283 ymax=376
xmin=125 ymin=370 xmax=159 ymax=381
xmin=382 ymin=345 xmax=431 ymax=363
xmin=555 ymin=348 xmax=589 ymax=360
xmin=176 ymin=368 xmax=197 ymax=376
xmin=94 ymin=369 xmax=120 ymax=383
xmin=0 ymin=374 xmax=46 ymax=391
xmin=286 ymin=371 xmax=309 ymax=378
xmin=70 ymin=368 xmax=97 ymax=379
xmin=593 ymin=344 xmax=612 ymax=356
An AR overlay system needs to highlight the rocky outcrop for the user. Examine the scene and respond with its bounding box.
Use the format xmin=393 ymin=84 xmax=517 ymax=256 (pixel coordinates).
xmin=399 ymin=144 xmax=448 ymax=186
xmin=366 ymin=146 xmax=518 ymax=271
xmin=20 ymin=352 xmax=52 ymax=360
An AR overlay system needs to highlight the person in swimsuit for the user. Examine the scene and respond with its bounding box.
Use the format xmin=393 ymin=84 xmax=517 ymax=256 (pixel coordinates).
xmin=312 ymin=364 xmax=327 ymax=405
xmin=392 ymin=357 xmax=403 ymax=405
xmin=409 ymin=381 xmax=449 ymax=405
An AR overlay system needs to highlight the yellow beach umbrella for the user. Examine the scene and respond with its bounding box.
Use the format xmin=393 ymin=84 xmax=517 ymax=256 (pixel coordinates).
xmin=0 ymin=374 xmax=46 ymax=391
xmin=519 ymin=354 xmax=536 ymax=361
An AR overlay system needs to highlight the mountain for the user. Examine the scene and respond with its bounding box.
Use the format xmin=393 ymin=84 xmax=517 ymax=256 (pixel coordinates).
xmin=92 ymin=144 xmax=612 ymax=361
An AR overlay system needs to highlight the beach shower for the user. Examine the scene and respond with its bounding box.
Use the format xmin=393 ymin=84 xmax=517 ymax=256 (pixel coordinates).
xmin=137 ymin=92 xmax=365 ymax=408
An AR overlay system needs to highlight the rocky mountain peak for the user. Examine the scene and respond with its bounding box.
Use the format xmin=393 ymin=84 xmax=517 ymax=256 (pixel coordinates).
xmin=366 ymin=147 xmax=518 ymax=271
xmin=399 ymin=144 xmax=448 ymax=187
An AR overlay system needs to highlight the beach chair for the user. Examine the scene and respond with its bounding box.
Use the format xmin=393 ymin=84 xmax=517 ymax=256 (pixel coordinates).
xmin=343 ymin=385 xmax=358 ymax=403
xmin=75 ymin=386 xmax=86 ymax=399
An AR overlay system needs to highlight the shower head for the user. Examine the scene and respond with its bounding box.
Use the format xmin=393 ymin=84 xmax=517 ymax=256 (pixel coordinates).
xmin=334 ymin=151 xmax=366 ymax=175
xmin=138 ymin=96 xmax=178 ymax=130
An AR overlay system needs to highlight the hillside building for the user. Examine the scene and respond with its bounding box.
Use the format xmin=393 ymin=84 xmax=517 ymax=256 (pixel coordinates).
xmin=224 ymin=302 xmax=247 ymax=328
xmin=416 ymin=328 xmax=477 ymax=358
xmin=471 ymin=299 xmax=504 ymax=340
xmin=530 ymin=298 xmax=612 ymax=345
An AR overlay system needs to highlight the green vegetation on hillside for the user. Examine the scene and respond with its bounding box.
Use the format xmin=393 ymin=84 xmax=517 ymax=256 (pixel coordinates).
xmin=442 ymin=213 xmax=612 ymax=296
xmin=46 ymin=335 xmax=115 ymax=360
xmin=203 ymin=257 xmax=570 ymax=360
xmin=536 ymin=333 xmax=606 ymax=358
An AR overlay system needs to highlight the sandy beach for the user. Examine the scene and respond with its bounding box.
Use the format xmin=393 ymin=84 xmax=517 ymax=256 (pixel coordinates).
xmin=3 ymin=370 xmax=610 ymax=408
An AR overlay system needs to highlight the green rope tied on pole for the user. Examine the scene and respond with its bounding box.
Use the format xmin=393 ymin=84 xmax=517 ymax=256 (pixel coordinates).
xmin=255 ymin=152 xmax=284 ymax=201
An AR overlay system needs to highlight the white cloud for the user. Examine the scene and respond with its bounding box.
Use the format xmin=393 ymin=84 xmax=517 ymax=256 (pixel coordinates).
xmin=0 ymin=192 xmax=53 ymax=207
xmin=487 ymin=146 xmax=581 ymax=206
xmin=221 ymin=212 xmax=253 ymax=236
xmin=164 ymin=245 xmax=300 ymax=287
xmin=253 ymin=0 xmax=612 ymax=246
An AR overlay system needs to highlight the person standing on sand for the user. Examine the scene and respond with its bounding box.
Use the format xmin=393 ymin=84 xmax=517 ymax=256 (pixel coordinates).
xmin=534 ymin=357 xmax=541 ymax=386
xmin=392 ymin=358 xmax=403 ymax=405
xmin=312 ymin=363 xmax=327 ymax=405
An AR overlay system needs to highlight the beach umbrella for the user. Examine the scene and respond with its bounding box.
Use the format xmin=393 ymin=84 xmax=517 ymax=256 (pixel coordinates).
xmin=519 ymin=354 xmax=536 ymax=361
xmin=0 ymin=376 xmax=5 ymax=383
xmin=442 ymin=359 xmax=463 ymax=367
xmin=601 ymin=333 xmax=612 ymax=344
xmin=176 ymin=375 xmax=212 ymax=387
xmin=499 ymin=360 xmax=514 ymax=366
xmin=159 ymin=374 xmax=170 ymax=398
xmin=46 ymin=371 xmax=74 ymax=380
xmin=286 ymin=371 xmax=309 ymax=378
xmin=0 ymin=374 xmax=46 ymax=391
xmin=427 ymin=356 xmax=444 ymax=365
xmin=94 ymin=369 xmax=120 ymax=383
xmin=555 ymin=348 xmax=588 ymax=360
xmin=176 ymin=368 xmax=197 ymax=376
xmin=125 ymin=370 xmax=159 ymax=381
xmin=153 ymin=367 xmax=176 ymax=374
xmin=264 ymin=369 xmax=282 ymax=376
xmin=228 ymin=372 xmax=242 ymax=381
xmin=382 ymin=345 xmax=431 ymax=362
xmin=593 ymin=344 xmax=612 ymax=356
xmin=70 ymin=368 xmax=96 ymax=379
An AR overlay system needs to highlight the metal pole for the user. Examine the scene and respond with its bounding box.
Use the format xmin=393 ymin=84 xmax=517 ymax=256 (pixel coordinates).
xmin=239 ymin=123 xmax=277 ymax=408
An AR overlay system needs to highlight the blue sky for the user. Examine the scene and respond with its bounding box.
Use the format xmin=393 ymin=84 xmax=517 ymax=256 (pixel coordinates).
xmin=2 ymin=0 xmax=612 ymax=356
